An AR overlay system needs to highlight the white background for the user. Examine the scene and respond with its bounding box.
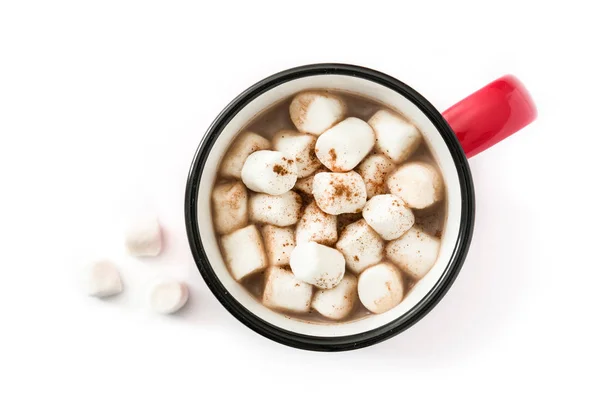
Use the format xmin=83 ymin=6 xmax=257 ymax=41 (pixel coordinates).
xmin=1 ymin=1 xmax=598 ymax=398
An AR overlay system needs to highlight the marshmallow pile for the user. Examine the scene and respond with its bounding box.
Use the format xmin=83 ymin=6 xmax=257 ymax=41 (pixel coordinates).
xmin=213 ymin=91 xmax=445 ymax=320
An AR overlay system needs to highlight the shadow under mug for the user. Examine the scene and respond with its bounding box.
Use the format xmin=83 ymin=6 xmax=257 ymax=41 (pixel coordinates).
xmin=185 ymin=64 xmax=537 ymax=352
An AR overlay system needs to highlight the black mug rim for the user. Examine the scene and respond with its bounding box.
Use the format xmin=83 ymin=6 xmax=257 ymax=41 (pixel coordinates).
xmin=184 ymin=63 xmax=476 ymax=352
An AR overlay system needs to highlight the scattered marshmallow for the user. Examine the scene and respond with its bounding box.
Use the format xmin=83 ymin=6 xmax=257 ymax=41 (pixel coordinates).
xmin=356 ymin=154 xmax=395 ymax=199
xmin=125 ymin=216 xmax=162 ymax=257
xmin=312 ymin=171 xmax=367 ymax=215
xmin=220 ymin=132 xmax=271 ymax=179
xmin=249 ymin=191 xmax=302 ymax=227
xmin=357 ymin=262 xmax=404 ymax=314
xmin=211 ymin=181 xmax=248 ymax=235
xmin=261 ymin=225 xmax=295 ymax=266
xmin=263 ymin=266 xmax=313 ymax=313
xmin=294 ymin=167 xmax=327 ymax=195
xmin=335 ymin=219 xmax=384 ymax=274
xmin=86 ymin=260 xmax=123 ymax=298
xmin=273 ymin=130 xmax=320 ymax=178
xmin=315 ymin=117 xmax=375 ymax=171
xmin=289 ymin=91 xmax=346 ymax=135
xmin=385 ymin=226 xmax=441 ymax=280
xmin=312 ymin=274 xmax=358 ymax=320
xmin=363 ymin=194 xmax=415 ymax=240
xmin=221 ymin=225 xmax=267 ymax=281
xmin=290 ymin=242 xmax=345 ymax=289
xmin=387 ymin=161 xmax=444 ymax=209
xmin=368 ymin=110 xmax=422 ymax=163
xmin=150 ymin=282 xmax=189 ymax=314
xmin=241 ymin=150 xmax=298 ymax=195
xmin=296 ymin=201 xmax=337 ymax=246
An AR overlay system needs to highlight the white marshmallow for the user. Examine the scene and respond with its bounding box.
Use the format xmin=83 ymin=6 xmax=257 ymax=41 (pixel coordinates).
xmin=387 ymin=161 xmax=444 ymax=209
xmin=221 ymin=225 xmax=267 ymax=281
xmin=385 ymin=226 xmax=440 ymax=280
xmin=335 ymin=219 xmax=384 ymax=274
xmin=273 ymin=130 xmax=320 ymax=178
xmin=315 ymin=117 xmax=375 ymax=171
xmin=363 ymin=194 xmax=415 ymax=240
xmin=220 ymin=132 xmax=271 ymax=179
xmin=125 ymin=216 xmax=162 ymax=257
xmin=86 ymin=260 xmax=123 ymax=298
xmin=150 ymin=282 xmax=189 ymax=314
xmin=294 ymin=167 xmax=327 ymax=195
xmin=296 ymin=201 xmax=337 ymax=246
xmin=356 ymin=154 xmax=395 ymax=199
xmin=261 ymin=225 xmax=295 ymax=266
xmin=241 ymin=150 xmax=298 ymax=195
xmin=211 ymin=181 xmax=248 ymax=235
xmin=312 ymin=274 xmax=358 ymax=320
xmin=312 ymin=171 xmax=367 ymax=215
xmin=368 ymin=110 xmax=422 ymax=163
xmin=263 ymin=266 xmax=313 ymax=313
xmin=290 ymin=242 xmax=345 ymax=289
xmin=358 ymin=262 xmax=404 ymax=314
xmin=289 ymin=91 xmax=346 ymax=135
xmin=249 ymin=191 xmax=302 ymax=227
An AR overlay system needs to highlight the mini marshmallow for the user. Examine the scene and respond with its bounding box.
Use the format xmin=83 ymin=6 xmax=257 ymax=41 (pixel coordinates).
xmin=358 ymin=262 xmax=404 ymax=314
xmin=86 ymin=260 xmax=123 ymax=298
xmin=263 ymin=266 xmax=313 ymax=313
xmin=356 ymin=154 xmax=395 ymax=198
xmin=385 ymin=226 xmax=441 ymax=280
xmin=241 ymin=150 xmax=298 ymax=195
xmin=220 ymin=132 xmax=271 ymax=179
xmin=368 ymin=110 xmax=422 ymax=163
xmin=312 ymin=274 xmax=358 ymax=320
xmin=125 ymin=216 xmax=162 ymax=257
xmin=249 ymin=191 xmax=302 ymax=227
xmin=290 ymin=242 xmax=345 ymax=289
xmin=273 ymin=130 xmax=320 ymax=178
xmin=150 ymin=282 xmax=189 ymax=314
xmin=289 ymin=91 xmax=346 ymax=135
xmin=261 ymin=225 xmax=295 ymax=266
xmin=221 ymin=225 xmax=267 ymax=281
xmin=312 ymin=171 xmax=367 ymax=215
xmin=315 ymin=117 xmax=375 ymax=171
xmin=335 ymin=219 xmax=384 ymax=274
xmin=211 ymin=181 xmax=248 ymax=235
xmin=387 ymin=161 xmax=444 ymax=209
xmin=294 ymin=167 xmax=327 ymax=195
xmin=363 ymin=194 xmax=415 ymax=240
xmin=296 ymin=201 xmax=337 ymax=246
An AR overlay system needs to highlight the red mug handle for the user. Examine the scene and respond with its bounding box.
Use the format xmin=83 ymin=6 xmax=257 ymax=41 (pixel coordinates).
xmin=442 ymin=75 xmax=537 ymax=158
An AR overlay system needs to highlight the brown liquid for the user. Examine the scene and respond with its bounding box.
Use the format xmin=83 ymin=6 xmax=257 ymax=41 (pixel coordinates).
xmin=214 ymin=90 xmax=447 ymax=325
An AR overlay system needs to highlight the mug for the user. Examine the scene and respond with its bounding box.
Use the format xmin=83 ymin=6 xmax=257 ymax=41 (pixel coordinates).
xmin=184 ymin=64 xmax=536 ymax=351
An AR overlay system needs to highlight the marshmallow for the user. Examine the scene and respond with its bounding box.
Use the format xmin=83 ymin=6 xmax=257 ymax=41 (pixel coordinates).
xmin=385 ymin=226 xmax=441 ymax=280
xmin=221 ymin=225 xmax=267 ymax=281
xmin=241 ymin=150 xmax=298 ymax=195
xmin=125 ymin=216 xmax=162 ymax=257
xmin=356 ymin=154 xmax=395 ymax=199
xmin=335 ymin=219 xmax=384 ymax=274
xmin=296 ymin=201 xmax=337 ymax=246
xmin=315 ymin=117 xmax=375 ymax=171
xmin=220 ymin=132 xmax=271 ymax=179
xmin=261 ymin=225 xmax=295 ymax=266
xmin=363 ymin=194 xmax=415 ymax=240
xmin=312 ymin=171 xmax=367 ymax=215
xmin=290 ymin=242 xmax=345 ymax=289
xmin=273 ymin=130 xmax=320 ymax=178
xmin=263 ymin=266 xmax=313 ymax=313
xmin=294 ymin=167 xmax=327 ymax=195
xmin=211 ymin=181 xmax=248 ymax=235
xmin=368 ymin=110 xmax=422 ymax=163
xmin=289 ymin=91 xmax=346 ymax=135
xmin=249 ymin=191 xmax=302 ymax=227
xmin=357 ymin=262 xmax=404 ymax=314
xmin=387 ymin=161 xmax=444 ymax=209
xmin=86 ymin=260 xmax=123 ymax=298
xmin=150 ymin=282 xmax=189 ymax=314
xmin=312 ymin=274 xmax=358 ymax=320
